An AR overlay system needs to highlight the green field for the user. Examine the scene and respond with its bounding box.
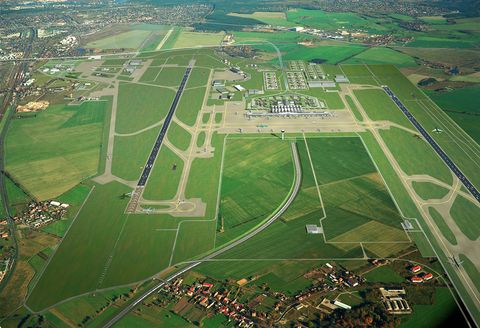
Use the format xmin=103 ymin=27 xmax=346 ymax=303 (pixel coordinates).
xmin=86 ymin=30 xmax=151 ymax=49
xmin=167 ymin=121 xmax=192 ymax=151
xmin=216 ymin=138 xmax=294 ymax=245
xmin=172 ymin=31 xmax=225 ymax=48
xmin=412 ymin=181 xmax=450 ymax=200
xmin=344 ymin=47 xmax=417 ymax=67
xmin=5 ymin=100 xmax=111 ymax=200
xmin=354 ymin=89 xmax=413 ymax=128
xmin=142 ymin=145 xmax=184 ymax=201
xmin=116 ymin=83 xmax=175 ymax=134
xmin=112 ymin=127 xmax=161 ymax=181
xmin=399 ymin=288 xmax=462 ymax=328
xmin=175 ymin=87 xmax=206 ymax=126
xmin=364 ymin=265 xmax=404 ymax=283
xmin=449 ymin=195 xmax=480 ymax=241
xmin=380 ymin=127 xmax=453 ymax=185
xmin=428 ymin=207 xmax=457 ymax=245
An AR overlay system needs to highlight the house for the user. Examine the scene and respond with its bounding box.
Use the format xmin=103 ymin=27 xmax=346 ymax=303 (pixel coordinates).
xmin=410 ymin=265 xmax=422 ymax=273
xmin=423 ymin=273 xmax=433 ymax=281
xmin=411 ymin=276 xmax=423 ymax=283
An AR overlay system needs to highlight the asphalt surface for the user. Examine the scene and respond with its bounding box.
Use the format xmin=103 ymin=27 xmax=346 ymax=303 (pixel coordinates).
xmin=137 ymin=64 xmax=193 ymax=187
xmin=103 ymin=142 xmax=302 ymax=327
xmin=383 ymin=86 xmax=480 ymax=203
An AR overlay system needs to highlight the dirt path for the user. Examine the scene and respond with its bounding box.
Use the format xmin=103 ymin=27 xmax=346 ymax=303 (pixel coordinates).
xmin=155 ymin=28 xmax=174 ymax=51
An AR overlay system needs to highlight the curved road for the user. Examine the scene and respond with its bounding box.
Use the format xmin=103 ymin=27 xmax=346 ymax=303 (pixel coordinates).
xmin=104 ymin=142 xmax=302 ymax=327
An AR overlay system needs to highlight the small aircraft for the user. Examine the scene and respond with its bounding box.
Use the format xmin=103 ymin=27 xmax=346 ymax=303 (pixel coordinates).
xmin=142 ymin=207 xmax=154 ymax=214
xmin=432 ymin=127 xmax=443 ymax=134
xmin=449 ymin=255 xmax=464 ymax=268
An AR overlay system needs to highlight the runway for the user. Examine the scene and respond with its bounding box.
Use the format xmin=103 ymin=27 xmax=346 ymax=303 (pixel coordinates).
xmin=382 ymin=86 xmax=479 ymax=203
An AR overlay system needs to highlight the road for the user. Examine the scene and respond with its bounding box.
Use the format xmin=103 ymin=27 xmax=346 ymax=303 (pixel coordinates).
xmin=103 ymin=141 xmax=302 ymax=328
xmin=382 ymin=86 xmax=480 ymax=203
xmin=137 ymin=61 xmax=194 ymax=187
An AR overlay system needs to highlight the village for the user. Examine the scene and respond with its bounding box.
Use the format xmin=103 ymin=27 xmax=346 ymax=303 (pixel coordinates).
xmin=123 ymin=255 xmax=446 ymax=327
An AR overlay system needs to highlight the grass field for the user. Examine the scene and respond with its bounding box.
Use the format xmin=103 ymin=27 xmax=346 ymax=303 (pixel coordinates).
xmin=345 ymin=95 xmax=363 ymax=121
xmin=344 ymin=47 xmax=417 ymax=67
xmin=380 ymin=127 xmax=453 ymax=185
xmin=115 ymin=83 xmax=174 ymax=134
xmin=399 ymin=288 xmax=462 ymax=328
xmin=428 ymin=207 xmax=457 ymax=245
xmin=412 ymin=181 xmax=450 ymax=200
xmin=112 ymin=127 xmax=161 ymax=181
xmin=5 ymin=99 xmax=111 ymax=200
xmin=427 ymin=86 xmax=480 ymax=144
xmin=449 ymin=196 xmax=480 ymax=241
xmin=216 ymin=138 xmax=294 ymax=245
xmin=354 ymin=89 xmax=413 ymax=128
xmin=175 ymin=87 xmax=206 ymax=127
xmin=167 ymin=121 xmax=191 ymax=151
xmin=364 ymin=265 xmax=404 ymax=283
xmin=27 ymin=181 xmax=131 ymax=310
xmin=86 ymin=30 xmax=151 ymax=49
xmin=142 ymin=145 xmax=184 ymax=201
xmin=172 ymin=31 xmax=225 ymax=48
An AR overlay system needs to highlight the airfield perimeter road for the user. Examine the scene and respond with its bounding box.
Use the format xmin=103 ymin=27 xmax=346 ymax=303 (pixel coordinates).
xmin=103 ymin=142 xmax=302 ymax=328
xmin=382 ymin=86 xmax=480 ymax=203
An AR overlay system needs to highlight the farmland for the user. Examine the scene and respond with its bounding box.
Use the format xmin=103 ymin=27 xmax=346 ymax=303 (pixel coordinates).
xmin=5 ymin=99 xmax=111 ymax=200
xmin=3 ymin=29 xmax=480 ymax=327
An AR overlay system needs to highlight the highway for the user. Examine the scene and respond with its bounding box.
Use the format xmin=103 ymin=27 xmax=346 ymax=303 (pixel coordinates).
xmin=137 ymin=62 xmax=193 ymax=187
xmin=103 ymin=142 xmax=302 ymax=327
xmin=382 ymin=86 xmax=480 ymax=203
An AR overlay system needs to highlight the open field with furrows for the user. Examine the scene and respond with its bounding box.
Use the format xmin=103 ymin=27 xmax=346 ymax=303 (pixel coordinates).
xmin=216 ymin=138 xmax=294 ymax=246
xmin=380 ymin=127 xmax=453 ymax=185
xmin=142 ymin=145 xmax=184 ymax=201
xmin=112 ymin=127 xmax=161 ymax=181
xmin=172 ymin=31 xmax=225 ymax=49
xmin=86 ymin=30 xmax=151 ymax=50
xmin=115 ymin=83 xmax=174 ymax=134
xmin=5 ymin=99 xmax=111 ymax=200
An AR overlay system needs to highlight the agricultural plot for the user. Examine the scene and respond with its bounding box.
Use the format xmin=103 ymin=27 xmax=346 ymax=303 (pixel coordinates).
xmin=5 ymin=99 xmax=111 ymax=200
